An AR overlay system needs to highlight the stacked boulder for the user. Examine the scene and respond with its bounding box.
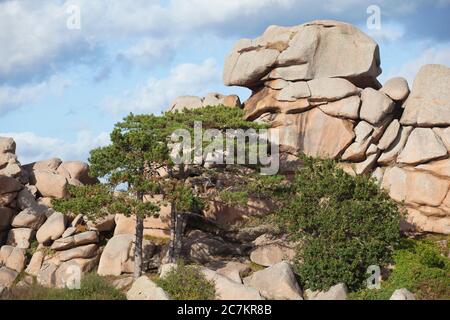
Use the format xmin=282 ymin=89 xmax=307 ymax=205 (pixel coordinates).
xmin=0 ymin=140 xmax=103 ymax=290
xmin=129 ymin=260 xmax=348 ymax=300
xmin=223 ymin=20 xmax=450 ymax=235
xmin=380 ymin=65 xmax=450 ymax=234
xmin=168 ymin=92 xmax=241 ymax=112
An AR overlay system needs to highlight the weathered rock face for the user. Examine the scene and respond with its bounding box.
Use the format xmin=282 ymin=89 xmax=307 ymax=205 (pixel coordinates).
xmin=23 ymin=158 xmax=96 ymax=197
xmin=390 ymin=288 xmax=416 ymax=300
xmin=97 ymin=234 xmax=134 ymax=276
xmin=56 ymin=161 xmax=97 ymax=185
xmin=7 ymin=228 xmax=34 ymax=249
xmin=377 ymin=65 xmax=450 ymax=234
xmin=184 ymin=230 xmax=242 ymax=264
xmin=205 ymin=197 xmax=276 ymax=226
xmin=36 ymin=212 xmax=67 ymax=244
xmin=224 ymin=19 xmax=450 ymax=234
xmin=0 ymin=266 xmax=18 ymax=288
xmin=223 ymin=20 xmax=381 ymax=89
xmin=201 ymin=268 xmax=263 ymax=300
xmin=243 ymin=262 xmax=303 ymax=300
xmin=249 ymin=234 xmax=296 ymax=267
xmin=168 ymin=92 xmax=241 ymax=112
xmin=381 ymin=77 xmax=410 ymax=101
xmin=127 ymin=276 xmax=170 ymax=300
xmin=304 ymin=283 xmax=348 ymax=300
xmin=0 ymin=140 xmax=104 ymax=289
xmin=32 ymin=170 xmax=69 ymax=199
xmin=215 ymin=261 xmax=251 ymax=284
xmin=401 ymin=64 xmax=450 ymax=127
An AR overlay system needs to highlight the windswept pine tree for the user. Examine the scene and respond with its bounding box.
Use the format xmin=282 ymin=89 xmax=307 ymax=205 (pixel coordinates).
xmin=53 ymin=106 xmax=271 ymax=278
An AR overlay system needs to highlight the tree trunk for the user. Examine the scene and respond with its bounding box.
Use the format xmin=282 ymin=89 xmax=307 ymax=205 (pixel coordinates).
xmin=167 ymin=204 xmax=177 ymax=263
xmin=134 ymin=215 xmax=144 ymax=279
xmin=174 ymin=212 xmax=186 ymax=259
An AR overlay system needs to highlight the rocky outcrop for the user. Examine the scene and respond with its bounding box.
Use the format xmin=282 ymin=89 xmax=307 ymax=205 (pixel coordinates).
xmin=224 ymin=19 xmax=450 ymax=234
xmin=223 ymin=20 xmax=381 ymax=89
xmin=0 ymin=142 xmax=103 ymax=289
xmin=243 ymin=262 xmax=303 ymax=300
xmin=126 ymin=276 xmax=170 ymax=300
xmin=249 ymin=234 xmax=296 ymax=267
xmin=400 ymin=64 xmax=450 ymax=127
xmin=304 ymin=283 xmax=348 ymax=300
xmin=97 ymin=234 xmax=134 ymax=276
xmin=389 ymin=288 xmax=416 ymax=300
xmin=168 ymin=92 xmax=241 ymax=112
xmin=201 ymin=268 xmax=263 ymax=300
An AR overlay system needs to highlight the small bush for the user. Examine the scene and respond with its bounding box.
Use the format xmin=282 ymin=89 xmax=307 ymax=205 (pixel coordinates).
xmin=277 ymin=156 xmax=402 ymax=291
xmin=219 ymin=190 xmax=249 ymax=206
xmin=350 ymin=239 xmax=450 ymax=300
xmin=3 ymin=273 xmax=125 ymax=300
xmin=156 ymin=262 xmax=216 ymax=300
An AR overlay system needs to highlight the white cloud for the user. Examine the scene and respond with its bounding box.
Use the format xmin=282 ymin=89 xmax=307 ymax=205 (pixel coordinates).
xmin=0 ymin=130 xmax=110 ymax=164
xmin=103 ymin=58 xmax=221 ymax=115
xmin=0 ymin=1 xmax=91 ymax=83
xmin=364 ymin=22 xmax=406 ymax=43
xmin=117 ymin=37 xmax=179 ymax=69
xmin=0 ymin=0 xmax=448 ymax=116
xmin=0 ymin=82 xmax=47 ymax=116
xmin=168 ymin=0 xmax=296 ymax=29
xmin=1 ymin=0 xmax=437 ymax=82
xmin=385 ymin=43 xmax=450 ymax=84
xmin=0 ymin=75 xmax=71 ymax=116
xmin=0 ymin=0 xmax=447 ymax=82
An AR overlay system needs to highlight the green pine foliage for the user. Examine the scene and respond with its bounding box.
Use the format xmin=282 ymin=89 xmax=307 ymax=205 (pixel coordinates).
xmin=164 ymin=105 xmax=267 ymax=131
xmin=53 ymin=184 xmax=159 ymax=221
xmin=277 ymin=156 xmax=402 ymax=291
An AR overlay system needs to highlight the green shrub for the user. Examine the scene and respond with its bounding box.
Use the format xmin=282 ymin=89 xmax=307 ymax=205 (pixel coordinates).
xmin=219 ymin=190 xmax=249 ymax=206
xmin=3 ymin=273 xmax=125 ymax=300
xmin=156 ymin=261 xmax=216 ymax=300
xmin=350 ymin=239 xmax=450 ymax=300
xmin=277 ymin=156 xmax=402 ymax=291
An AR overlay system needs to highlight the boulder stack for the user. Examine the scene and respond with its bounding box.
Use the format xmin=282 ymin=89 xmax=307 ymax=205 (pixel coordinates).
xmin=223 ymin=20 xmax=450 ymax=235
xmin=168 ymin=92 xmax=241 ymax=112
xmin=0 ymin=141 xmax=103 ymax=290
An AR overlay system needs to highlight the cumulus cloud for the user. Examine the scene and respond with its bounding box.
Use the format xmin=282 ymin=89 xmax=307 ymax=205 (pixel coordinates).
xmin=385 ymin=42 xmax=450 ymax=84
xmin=102 ymin=58 xmax=221 ymax=115
xmin=0 ymin=1 xmax=96 ymax=84
xmin=2 ymin=0 xmax=447 ymax=84
xmin=0 ymin=130 xmax=110 ymax=164
xmin=0 ymin=0 xmax=448 ymax=116
xmin=0 ymin=75 xmax=71 ymax=116
xmin=117 ymin=37 xmax=179 ymax=69
xmin=364 ymin=21 xmax=406 ymax=43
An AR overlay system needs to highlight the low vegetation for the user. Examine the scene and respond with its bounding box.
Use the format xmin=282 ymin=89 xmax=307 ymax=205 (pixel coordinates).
xmin=277 ymin=156 xmax=402 ymax=291
xmin=350 ymin=239 xmax=450 ymax=300
xmin=3 ymin=273 xmax=125 ymax=300
xmin=155 ymin=261 xmax=216 ymax=300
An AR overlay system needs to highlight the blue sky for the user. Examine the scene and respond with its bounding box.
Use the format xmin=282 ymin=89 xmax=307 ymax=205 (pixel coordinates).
xmin=0 ymin=0 xmax=449 ymax=164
